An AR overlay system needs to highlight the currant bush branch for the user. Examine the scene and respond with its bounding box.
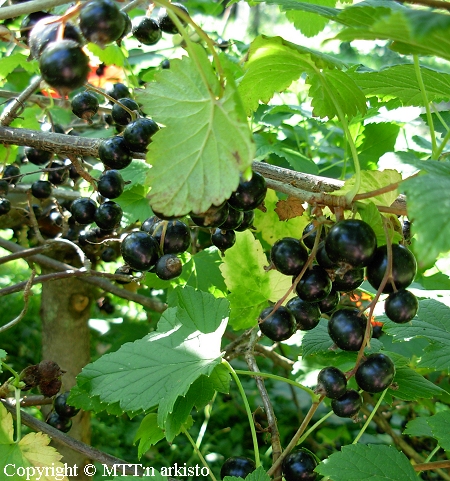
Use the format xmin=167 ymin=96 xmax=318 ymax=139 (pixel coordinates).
xmin=0 ymin=0 xmax=74 ymax=20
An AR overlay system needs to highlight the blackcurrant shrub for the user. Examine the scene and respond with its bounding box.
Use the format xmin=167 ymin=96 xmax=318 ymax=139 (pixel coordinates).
xmin=46 ymin=412 xmax=72 ymax=433
xmin=155 ymin=254 xmax=182 ymax=280
xmin=316 ymin=366 xmax=347 ymax=399
xmin=331 ymin=389 xmax=362 ymax=418
xmin=39 ymin=40 xmax=90 ymax=95
xmin=325 ymin=219 xmax=377 ymax=268
xmin=282 ymin=448 xmax=318 ymax=481
xmin=31 ymin=180 xmax=52 ymax=199
xmin=94 ymin=201 xmax=122 ymax=230
xmin=111 ymin=98 xmax=140 ymax=126
xmin=123 ymin=118 xmax=159 ymax=152
xmin=54 ymin=391 xmax=80 ymax=418
xmin=97 ymin=170 xmax=125 ymax=199
xmin=286 ymin=296 xmax=321 ymax=331
xmin=270 ymin=237 xmax=308 ymax=276
xmin=99 ymin=137 xmax=133 ymax=170
xmin=158 ymin=3 xmax=189 ymax=35
xmin=328 ymin=308 xmax=367 ymax=351
xmin=211 ymin=229 xmax=236 ymax=253
xmin=79 ymin=0 xmax=125 ymax=47
xmin=384 ymin=289 xmax=418 ymax=324
xmin=71 ymin=91 xmax=99 ymax=122
xmin=366 ymin=244 xmax=417 ymax=293
xmin=70 ymin=198 xmax=97 ymax=225
xmin=355 ymin=353 xmax=395 ymax=393
xmin=24 ymin=146 xmax=53 ymax=166
xmin=220 ymin=456 xmax=256 ymax=480
xmin=132 ymin=17 xmax=162 ymax=45
xmin=228 ymin=171 xmax=267 ymax=211
xmin=120 ymin=231 xmax=160 ymax=271
xmin=153 ymin=220 xmax=191 ymax=254
xmin=258 ymin=306 xmax=296 ymax=342
xmin=295 ymin=265 xmax=332 ymax=302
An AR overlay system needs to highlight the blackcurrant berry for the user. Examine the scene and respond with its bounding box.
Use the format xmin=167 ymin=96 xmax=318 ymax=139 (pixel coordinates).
xmin=48 ymin=160 xmax=69 ymax=185
xmin=94 ymin=200 xmax=122 ymax=230
xmin=105 ymin=82 xmax=130 ymax=101
xmin=3 ymin=165 xmax=21 ymax=184
xmin=318 ymin=290 xmax=340 ymax=314
xmin=331 ymin=389 xmax=362 ymax=418
xmin=155 ymin=254 xmax=182 ymax=280
xmin=316 ymin=366 xmax=347 ymax=399
xmin=121 ymin=231 xmax=160 ymax=271
xmin=99 ymin=137 xmax=133 ymax=170
xmin=328 ymin=308 xmax=367 ymax=351
xmin=270 ymin=237 xmax=308 ymax=276
xmin=315 ymin=241 xmax=338 ymax=270
xmin=141 ymin=215 xmax=161 ymax=234
xmin=235 ymin=210 xmax=255 ymax=232
xmin=54 ymin=391 xmax=80 ymax=418
xmin=332 ymin=267 xmax=364 ymax=293
xmin=123 ymin=117 xmax=159 ymax=152
xmin=286 ymin=296 xmax=321 ymax=331
xmin=384 ymin=289 xmax=418 ymax=324
xmin=190 ymin=204 xmax=229 ymax=228
xmin=132 ymin=17 xmax=162 ymax=45
xmin=228 ymin=171 xmax=267 ymax=211
xmin=153 ymin=220 xmax=191 ymax=254
xmin=258 ymin=306 xmax=296 ymax=342
xmin=366 ymin=244 xmax=417 ymax=294
xmin=372 ymin=324 xmax=384 ymax=339
xmin=282 ymin=449 xmax=318 ymax=481
xmin=220 ymin=204 xmax=244 ymax=230
xmin=211 ymin=229 xmax=236 ymax=253
xmin=325 ymin=219 xmax=377 ymax=268
xmin=101 ymin=246 xmax=117 ymax=262
xmin=29 ymin=16 xmax=82 ymax=59
xmin=119 ymin=12 xmax=132 ymax=42
xmin=115 ymin=265 xmax=133 ymax=283
xmin=112 ymin=98 xmax=140 ymax=126
xmin=24 ymin=146 xmax=53 ymax=166
xmin=70 ymin=197 xmax=97 ymax=225
xmin=46 ymin=412 xmax=72 ymax=433
xmin=39 ymin=40 xmax=90 ymax=95
xmin=31 ymin=180 xmax=52 ymax=199
xmin=158 ymin=3 xmax=189 ymax=35
xmin=295 ymin=265 xmax=332 ymax=302
xmin=355 ymin=353 xmax=395 ymax=393
xmin=0 ymin=198 xmax=11 ymax=216
xmin=97 ymin=170 xmax=124 ymax=199
xmin=71 ymin=91 xmax=99 ymax=122
xmin=303 ymin=221 xmax=325 ymax=249
xmin=79 ymin=0 xmax=125 ymax=47
xmin=161 ymin=59 xmax=170 ymax=69
xmin=20 ymin=11 xmax=51 ymax=45
xmin=220 ymin=456 xmax=255 ymax=480
xmin=0 ymin=180 xmax=9 ymax=197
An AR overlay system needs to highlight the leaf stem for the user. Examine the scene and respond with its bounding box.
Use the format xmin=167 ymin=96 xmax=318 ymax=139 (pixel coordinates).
xmin=352 ymin=389 xmax=387 ymax=444
xmin=181 ymin=425 xmax=218 ymax=481
xmin=413 ymin=55 xmax=437 ymax=158
xmin=14 ymin=387 xmax=21 ymax=443
xmin=234 ymin=370 xmax=318 ymax=400
xmin=223 ymin=360 xmax=261 ymax=468
xmin=424 ymin=445 xmax=441 ymax=464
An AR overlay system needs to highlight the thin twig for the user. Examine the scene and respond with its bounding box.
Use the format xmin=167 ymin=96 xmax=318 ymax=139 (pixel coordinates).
xmin=413 ymin=460 xmax=450 ymax=472
xmin=0 ymin=0 xmax=75 ymax=20
xmin=0 ymin=269 xmax=36 ymax=333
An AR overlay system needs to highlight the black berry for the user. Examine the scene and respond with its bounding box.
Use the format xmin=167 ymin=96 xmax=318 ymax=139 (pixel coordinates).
xmin=295 ymin=265 xmax=332 ymax=302
xmin=46 ymin=412 xmax=72 ymax=433
xmin=258 ymin=306 xmax=296 ymax=342
xmin=155 ymin=254 xmax=182 ymax=280
xmin=48 ymin=160 xmax=69 ymax=185
xmin=331 ymin=389 xmax=362 ymax=418
xmin=121 ymin=231 xmax=160 ymax=271
xmin=282 ymin=449 xmax=318 ymax=481
xmin=153 ymin=220 xmax=191 ymax=254
xmin=332 ymin=267 xmax=365 ymax=293
xmin=71 ymin=91 xmax=99 ymax=122
xmin=123 ymin=118 xmax=159 ymax=152
xmin=384 ymin=289 xmax=418 ymax=324
xmin=24 ymin=146 xmax=53 ymax=166
xmin=355 ymin=353 xmax=395 ymax=393
xmin=219 ymin=204 xmax=244 ymax=230
xmin=94 ymin=200 xmax=122 ymax=230
xmin=99 ymin=137 xmax=133 ymax=170
xmin=132 ymin=17 xmax=162 ymax=45
xmin=70 ymin=197 xmax=97 ymax=225
xmin=211 ymin=229 xmax=236 ymax=253
xmin=220 ymin=456 xmax=255 ymax=480
xmin=54 ymin=391 xmax=80 ymax=418
xmin=316 ymin=366 xmax=347 ymax=399
xmin=111 ymin=98 xmax=140 ymax=126
xmin=31 ymin=180 xmax=52 ymax=199
xmin=286 ymin=296 xmax=321 ymax=331
xmin=105 ymin=82 xmax=130 ymax=101
xmin=328 ymin=308 xmax=367 ymax=351
xmin=0 ymin=198 xmax=11 ymax=216
xmin=158 ymin=3 xmax=189 ymax=35
xmin=228 ymin=171 xmax=267 ymax=211
xmin=3 ymin=165 xmax=21 ymax=184
xmin=235 ymin=210 xmax=255 ymax=232
xmin=303 ymin=221 xmax=325 ymax=249
xmin=97 ymin=170 xmax=125 ymax=199
xmin=190 ymin=204 xmax=229 ymax=228
xmin=270 ymin=237 xmax=308 ymax=276
xmin=318 ymin=290 xmax=340 ymax=314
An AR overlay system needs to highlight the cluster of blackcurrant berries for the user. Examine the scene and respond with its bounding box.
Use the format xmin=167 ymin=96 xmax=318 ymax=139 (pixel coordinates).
xmin=46 ymin=391 xmax=80 ymax=433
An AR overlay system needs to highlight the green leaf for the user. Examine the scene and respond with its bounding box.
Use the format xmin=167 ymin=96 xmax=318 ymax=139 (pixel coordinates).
xmin=135 ymin=44 xmax=254 ymax=217
xmin=285 ymin=0 xmax=336 ymax=38
xmin=427 ymin=410 xmax=450 ymax=450
xmin=349 ymin=65 xmax=450 ymax=107
xmin=224 ymin=466 xmax=270 ymax=481
xmin=357 ymin=122 xmax=400 ymax=169
xmin=75 ymin=287 xmax=228 ymax=424
xmin=0 ymin=350 xmax=6 ymax=362
xmin=120 ymin=159 xmax=151 ymax=188
xmin=253 ymin=189 xmax=309 ymax=246
xmin=383 ymin=299 xmax=450 ymax=373
xmin=115 ymin=184 xmax=152 ymax=224
xmin=331 ymin=169 xmax=402 ymax=206
xmin=165 ymin=375 xmax=215 ymax=442
xmin=315 ymin=444 xmax=418 ymax=480
xmin=0 ymin=53 xmax=38 ymax=77
xmin=209 ymin=362 xmax=231 ymax=394
xmin=134 ymin=413 xmax=165 ymax=459
xmin=219 ymin=230 xmax=293 ymax=330
xmin=261 ymin=0 xmax=339 ymax=20
xmin=87 ymin=43 xmax=127 ymax=66
xmin=357 ymin=202 xmax=402 ymax=247
xmin=403 ymin=417 xmax=434 ymax=438
xmin=389 ymin=367 xmax=445 ymax=401
xmin=306 ymin=69 xmax=367 ymax=120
